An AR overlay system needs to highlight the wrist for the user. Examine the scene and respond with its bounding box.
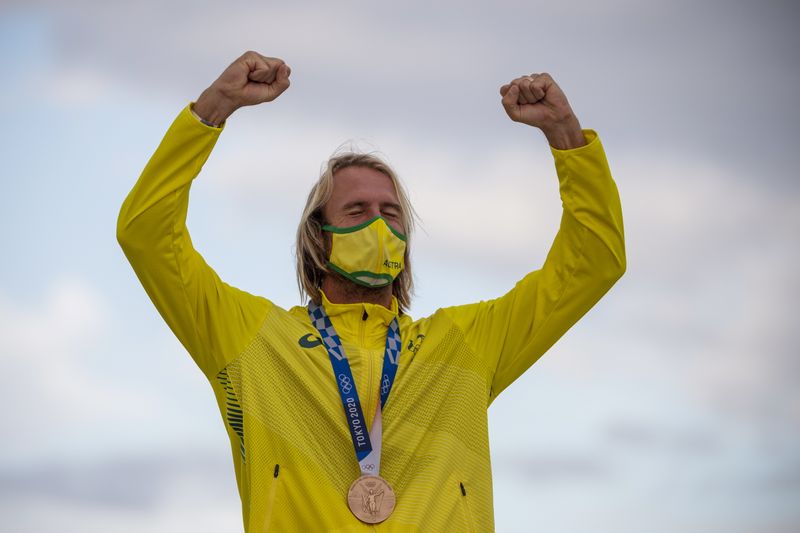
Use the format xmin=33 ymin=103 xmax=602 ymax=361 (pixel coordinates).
xmin=193 ymin=87 xmax=236 ymax=127
xmin=542 ymin=115 xmax=585 ymax=150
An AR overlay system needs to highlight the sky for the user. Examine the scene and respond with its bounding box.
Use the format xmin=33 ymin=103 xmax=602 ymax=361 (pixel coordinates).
xmin=0 ymin=0 xmax=798 ymax=531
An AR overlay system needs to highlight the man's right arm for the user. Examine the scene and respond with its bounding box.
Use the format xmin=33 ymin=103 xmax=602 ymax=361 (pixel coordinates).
xmin=116 ymin=52 xmax=291 ymax=378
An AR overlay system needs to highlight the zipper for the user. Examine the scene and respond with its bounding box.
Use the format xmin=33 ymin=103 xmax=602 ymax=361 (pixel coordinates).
xmin=360 ymin=308 xmax=368 ymax=343
xmin=458 ymin=481 xmax=476 ymax=533
xmin=262 ymin=463 xmax=281 ymax=533
xmin=360 ymin=308 xmax=375 ymax=423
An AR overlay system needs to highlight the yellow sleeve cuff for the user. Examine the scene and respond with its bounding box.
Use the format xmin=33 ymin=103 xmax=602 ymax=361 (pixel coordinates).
xmin=188 ymin=101 xmax=225 ymax=129
xmin=549 ymin=129 xmax=599 ymax=155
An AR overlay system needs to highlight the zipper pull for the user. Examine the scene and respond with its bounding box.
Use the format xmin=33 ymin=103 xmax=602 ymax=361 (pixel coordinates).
xmin=362 ymin=309 xmax=368 ymax=321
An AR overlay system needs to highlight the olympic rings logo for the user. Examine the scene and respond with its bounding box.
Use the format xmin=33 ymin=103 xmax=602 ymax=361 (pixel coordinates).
xmin=381 ymin=375 xmax=391 ymax=395
xmin=338 ymin=374 xmax=353 ymax=394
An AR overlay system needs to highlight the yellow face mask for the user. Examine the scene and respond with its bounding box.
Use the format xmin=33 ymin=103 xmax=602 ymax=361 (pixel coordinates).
xmin=323 ymin=216 xmax=406 ymax=288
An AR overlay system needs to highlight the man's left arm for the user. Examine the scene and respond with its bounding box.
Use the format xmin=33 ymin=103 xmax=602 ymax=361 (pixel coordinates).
xmin=442 ymin=73 xmax=626 ymax=400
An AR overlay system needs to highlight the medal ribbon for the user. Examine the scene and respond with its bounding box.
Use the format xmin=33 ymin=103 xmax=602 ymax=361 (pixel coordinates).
xmin=308 ymin=301 xmax=401 ymax=474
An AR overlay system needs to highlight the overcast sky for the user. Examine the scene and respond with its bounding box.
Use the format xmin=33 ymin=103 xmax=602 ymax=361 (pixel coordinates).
xmin=1 ymin=1 xmax=798 ymax=532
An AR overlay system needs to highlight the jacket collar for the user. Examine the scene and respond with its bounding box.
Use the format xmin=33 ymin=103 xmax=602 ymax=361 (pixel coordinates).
xmin=319 ymin=290 xmax=399 ymax=348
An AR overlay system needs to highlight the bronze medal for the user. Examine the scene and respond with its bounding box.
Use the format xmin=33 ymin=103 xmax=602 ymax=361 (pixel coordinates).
xmin=347 ymin=474 xmax=396 ymax=524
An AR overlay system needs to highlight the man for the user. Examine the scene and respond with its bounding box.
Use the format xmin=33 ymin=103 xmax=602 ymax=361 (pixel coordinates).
xmin=117 ymin=50 xmax=625 ymax=532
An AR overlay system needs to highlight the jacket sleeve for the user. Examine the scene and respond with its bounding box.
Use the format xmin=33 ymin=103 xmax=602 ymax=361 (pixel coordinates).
xmin=117 ymin=104 xmax=271 ymax=378
xmin=441 ymin=130 xmax=626 ymax=402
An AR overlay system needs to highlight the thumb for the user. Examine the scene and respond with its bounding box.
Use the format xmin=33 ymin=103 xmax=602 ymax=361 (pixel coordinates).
xmin=501 ymin=84 xmax=520 ymax=117
xmin=272 ymin=64 xmax=291 ymax=95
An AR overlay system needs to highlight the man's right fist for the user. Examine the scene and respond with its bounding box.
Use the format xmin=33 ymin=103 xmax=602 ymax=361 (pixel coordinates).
xmin=194 ymin=51 xmax=291 ymax=126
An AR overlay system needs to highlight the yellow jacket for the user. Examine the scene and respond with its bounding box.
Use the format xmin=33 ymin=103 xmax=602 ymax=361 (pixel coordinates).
xmin=117 ymin=104 xmax=625 ymax=532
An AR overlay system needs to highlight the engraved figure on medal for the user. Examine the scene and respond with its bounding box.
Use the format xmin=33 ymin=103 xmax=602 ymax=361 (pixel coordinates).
xmin=364 ymin=487 xmax=384 ymax=515
xmin=347 ymin=475 xmax=395 ymax=524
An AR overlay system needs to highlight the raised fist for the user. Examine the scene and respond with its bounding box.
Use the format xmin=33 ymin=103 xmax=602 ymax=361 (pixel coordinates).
xmin=194 ymin=51 xmax=291 ymax=125
xmin=500 ymin=73 xmax=584 ymax=149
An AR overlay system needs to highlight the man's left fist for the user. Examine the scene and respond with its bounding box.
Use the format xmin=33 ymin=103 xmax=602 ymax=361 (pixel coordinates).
xmin=500 ymin=73 xmax=585 ymax=149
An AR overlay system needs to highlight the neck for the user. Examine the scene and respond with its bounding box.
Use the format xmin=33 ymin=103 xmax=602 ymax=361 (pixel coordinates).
xmin=321 ymin=274 xmax=394 ymax=309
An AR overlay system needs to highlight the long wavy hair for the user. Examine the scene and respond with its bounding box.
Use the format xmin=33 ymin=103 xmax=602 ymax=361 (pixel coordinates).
xmin=295 ymin=151 xmax=416 ymax=313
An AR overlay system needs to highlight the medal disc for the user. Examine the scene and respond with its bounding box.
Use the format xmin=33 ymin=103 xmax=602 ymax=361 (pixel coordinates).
xmin=347 ymin=474 xmax=396 ymax=524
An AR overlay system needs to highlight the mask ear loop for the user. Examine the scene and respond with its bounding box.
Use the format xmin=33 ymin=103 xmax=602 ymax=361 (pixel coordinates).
xmin=312 ymin=208 xmax=332 ymax=265
xmin=308 ymin=210 xmax=332 ymax=298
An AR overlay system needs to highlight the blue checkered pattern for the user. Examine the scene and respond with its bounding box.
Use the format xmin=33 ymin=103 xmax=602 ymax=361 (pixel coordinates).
xmin=308 ymin=301 xmax=346 ymax=361
xmin=386 ymin=320 xmax=401 ymax=364
xmin=309 ymin=300 xmax=402 ymax=411
xmin=380 ymin=318 xmax=401 ymax=407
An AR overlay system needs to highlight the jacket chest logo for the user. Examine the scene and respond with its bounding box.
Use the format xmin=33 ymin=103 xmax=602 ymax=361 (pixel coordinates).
xmin=298 ymin=333 xmax=323 ymax=349
xmin=406 ymin=334 xmax=426 ymax=354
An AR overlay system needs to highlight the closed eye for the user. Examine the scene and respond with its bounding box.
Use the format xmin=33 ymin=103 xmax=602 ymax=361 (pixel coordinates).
xmin=381 ymin=204 xmax=402 ymax=219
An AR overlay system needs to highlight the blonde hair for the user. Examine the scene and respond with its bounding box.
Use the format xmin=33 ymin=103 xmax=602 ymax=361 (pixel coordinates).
xmin=296 ymin=151 xmax=416 ymax=313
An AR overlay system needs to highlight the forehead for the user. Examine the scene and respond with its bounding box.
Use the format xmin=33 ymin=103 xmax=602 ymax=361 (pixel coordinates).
xmin=327 ymin=165 xmax=400 ymax=207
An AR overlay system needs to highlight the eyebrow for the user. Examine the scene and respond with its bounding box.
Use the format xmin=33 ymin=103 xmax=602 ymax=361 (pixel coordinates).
xmin=382 ymin=202 xmax=402 ymax=211
xmin=342 ymin=200 xmax=402 ymax=211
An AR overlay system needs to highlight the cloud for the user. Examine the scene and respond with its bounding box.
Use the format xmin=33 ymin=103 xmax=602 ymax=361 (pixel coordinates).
xmin=0 ymin=278 xmax=156 ymax=460
xmin=0 ymin=277 xmax=108 ymax=350
xmin=0 ymin=451 xmax=233 ymax=509
xmin=0 ymin=452 xmax=240 ymax=533
xmin=46 ymin=66 xmax=113 ymax=106
xmin=759 ymin=463 xmax=800 ymax=493
xmin=604 ymin=418 xmax=721 ymax=456
xmin=495 ymin=451 xmax=613 ymax=484
xmin=15 ymin=0 xmax=799 ymax=181
xmin=537 ymin=148 xmax=800 ymax=429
